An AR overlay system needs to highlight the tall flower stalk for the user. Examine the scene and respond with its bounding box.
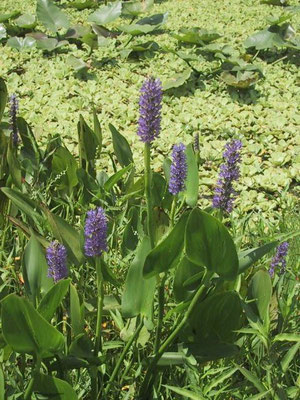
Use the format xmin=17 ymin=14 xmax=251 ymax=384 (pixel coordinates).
xmin=212 ymin=139 xmax=242 ymax=214
xmin=269 ymin=242 xmax=289 ymax=277
xmin=168 ymin=143 xmax=187 ymax=226
xmin=46 ymin=241 xmax=68 ymax=283
xmin=137 ymin=77 xmax=162 ymax=248
xmin=84 ymin=207 xmax=108 ymax=398
xmin=9 ymin=94 xmax=19 ymax=146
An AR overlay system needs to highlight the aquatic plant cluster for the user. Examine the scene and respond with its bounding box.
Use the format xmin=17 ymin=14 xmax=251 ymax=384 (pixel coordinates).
xmin=0 ymin=72 xmax=297 ymax=400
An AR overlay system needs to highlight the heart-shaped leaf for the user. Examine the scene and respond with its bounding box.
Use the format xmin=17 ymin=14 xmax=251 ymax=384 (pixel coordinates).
xmin=185 ymin=208 xmax=239 ymax=280
xmin=15 ymin=14 xmax=36 ymax=29
xmin=7 ymin=36 xmax=36 ymax=50
xmin=33 ymin=373 xmax=78 ymax=399
xmin=88 ymin=1 xmax=122 ymax=25
xmin=36 ymin=0 xmax=70 ymax=33
xmin=0 ymin=24 xmax=7 ymax=40
xmin=38 ymin=279 xmax=71 ymax=322
xmin=163 ymin=69 xmax=192 ymax=91
xmin=1 ymin=294 xmax=64 ymax=357
xmin=122 ymin=0 xmax=154 ymax=16
xmin=143 ymin=211 xmax=190 ymax=278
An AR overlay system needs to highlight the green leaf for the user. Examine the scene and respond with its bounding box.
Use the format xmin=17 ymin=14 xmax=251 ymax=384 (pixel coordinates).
xmin=137 ymin=13 xmax=168 ymax=26
xmin=163 ymin=69 xmax=192 ymax=91
xmin=93 ymin=108 xmax=102 ymax=152
xmin=36 ymin=38 xmax=68 ymax=52
xmin=1 ymin=187 xmax=43 ymax=224
xmin=43 ymin=208 xmax=84 ymax=266
xmin=7 ymin=36 xmax=36 ymax=51
xmin=67 ymin=55 xmax=88 ymax=72
xmin=238 ymin=241 xmax=278 ymax=273
xmin=33 ymin=373 xmax=78 ymax=399
xmin=248 ymin=270 xmax=272 ymax=325
xmin=17 ymin=117 xmax=41 ymax=163
xmin=185 ymin=209 xmax=239 ymax=280
xmin=121 ymin=206 xmax=139 ymax=254
xmin=247 ymin=391 xmax=272 ymax=400
xmin=67 ymin=0 xmax=98 ymax=11
xmin=69 ymin=333 xmax=94 ymax=359
xmin=274 ymin=333 xmax=300 ymax=342
xmin=104 ymin=164 xmax=132 ymax=191
xmin=0 ymin=78 xmax=8 ymax=122
xmin=70 ymin=284 xmax=84 ymax=336
xmin=221 ymin=71 xmax=259 ymax=89
xmin=38 ymin=279 xmax=71 ymax=322
xmin=203 ymin=367 xmax=238 ymax=395
xmin=244 ymin=26 xmax=287 ymax=50
xmin=0 ymin=365 xmax=4 ymax=400
xmin=122 ymin=237 xmax=156 ymax=318
xmin=119 ymin=14 xmax=167 ymax=36
xmin=143 ymin=212 xmax=190 ymax=278
xmin=281 ymin=342 xmax=300 ymax=372
xmin=0 ymin=24 xmax=6 ymax=40
xmin=164 ymin=385 xmax=205 ymax=400
xmin=88 ymin=1 xmax=122 ymax=25
xmin=173 ymin=28 xmax=221 ymax=45
xmin=122 ymin=0 xmax=154 ymax=17
xmin=236 ymin=365 xmax=267 ymax=393
xmin=52 ymin=146 xmax=79 ymax=191
xmin=36 ymin=0 xmax=70 ymax=33
xmin=186 ymin=291 xmax=242 ymax=345
xmin=1 ymin=294 xmax=64 ymax=357
xmin=184 ymin=143 xmax=198 ymax=207
xmin=109 ymin=123 xmax=133 ymax=167
xmin=15 ymin=14 xmax=36 ymax=29
xmin=174 ymin=257 xmax=203 ymax=302
xmin=23 ymin=232 xmax=53 ymax=302
xmin=78 ymin=115 xmax=98 ymax=163
xmin=0 ymin=11 xmax=21 ymax=23
xmin=7 ymin=141 xmax=22 ymax=189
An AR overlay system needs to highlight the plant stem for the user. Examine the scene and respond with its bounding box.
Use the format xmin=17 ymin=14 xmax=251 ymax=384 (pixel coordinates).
xmin=138 ymin=284 xmax=206 ymax=399
xmin=104 ymin=318 xmax=144 ymax=396
xmin=154 ymin=274 xmax=166 ymax=353
xmin=91 ymin=256 xmax=104 ymax=399
xmin=144 ymin=143 xmax=154 ymax=248
xmin=169 ymin=196 xmax=177 ymax=227
xmin=24 ymin=355 xmax=41 ymax=400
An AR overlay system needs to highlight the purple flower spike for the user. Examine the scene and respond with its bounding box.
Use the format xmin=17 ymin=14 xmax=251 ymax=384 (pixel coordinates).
xmin=9 ymin=94 xmax=19 ymax=146
xmin=169 ymin=143 xmax=188 ymax=195
xmin=84 ymin=207 xmax=108 ymax=257
xmin=46 ymin=241 xmax=68 ymax=283
xmin=212 ymin=139 xmax=242 ymax=213
xmin=269 ymin=242 xmax=289 ymax=277
xmin=137 ymin=77 xmax=162 ymax=144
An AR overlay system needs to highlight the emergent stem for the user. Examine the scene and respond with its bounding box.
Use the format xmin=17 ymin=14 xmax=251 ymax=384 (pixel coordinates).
xmin=138 ymin=284 xmax=206 ymax=399
xmin=24 ymin=355 xmax=41 ymax=400
xmin=104 ymin=318 xmax=143 ymax=396
xmin=144 ymin=143 xmax=154 ymax=248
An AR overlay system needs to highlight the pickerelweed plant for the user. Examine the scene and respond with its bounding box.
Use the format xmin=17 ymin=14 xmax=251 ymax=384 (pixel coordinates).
xmin=0 ymin=76 xmax=299 ymax=399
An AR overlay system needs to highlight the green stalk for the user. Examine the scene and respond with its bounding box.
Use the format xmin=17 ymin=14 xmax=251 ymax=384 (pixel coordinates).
xmin=169 ymin=196 xmax=177 ymax=227
xmin=154 ymin=274 xmax=166 ymax=353
xmin=95 ymin=257 xmax=104 ymax=354
xmin=144 ymin=143 xmax=154 ymax=248
xmin=91 ymin=256 xmax=104 ymax=399
xmin=24 ymin=355 xmax=41 ymax=400
xmin=104 ymin=318 xmax=144 ymax=396
xmin=138 ymin=284 xmax=206 ymax=398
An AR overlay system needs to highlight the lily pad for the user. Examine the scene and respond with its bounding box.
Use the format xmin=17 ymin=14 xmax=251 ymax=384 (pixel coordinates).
xmin=15 ymin=14 xmax=36 ymax=29
xmin=88 ymin=1 xmax=122 ymax=25
xmin=36 ymin=38 xmax=68 ymax=52
xmin=0 ymin=24 xmax=6 ymax=40
xmin=67 ymin=55 xmax=88 ymax=72
xmin=122 ymin=0 xmax=154 ymax=16
xmin=7 ymin=36 xmax=36 ymax=51
xmin=221 ymin=71 xmax=259 ymax=89
xmin=173 ymin=28 xmax=221 ymax=45
xmin=163 ymin=69 xmax=192 ymax=91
